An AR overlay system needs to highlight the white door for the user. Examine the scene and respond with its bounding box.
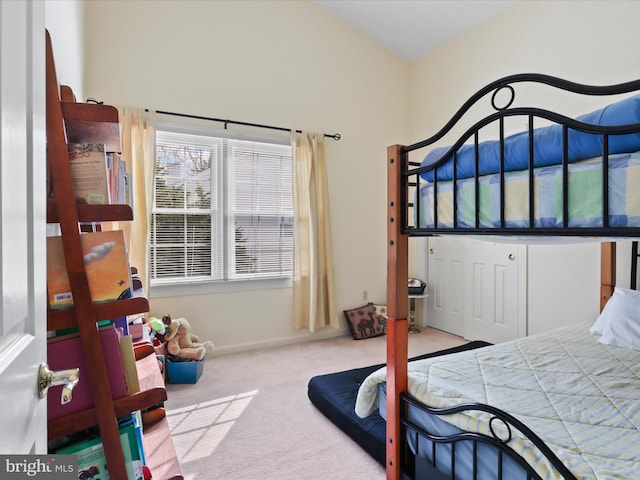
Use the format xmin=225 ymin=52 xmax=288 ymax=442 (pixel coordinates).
xmin=0 ymin=1 xmax=47 ymax=453
xmin=427 ymin=237 xmax=527 ymax=344
xmin=426 ymin=236 xmax=466 ymax=336
xmin=463 ymin=239 xmax=527 ymax=343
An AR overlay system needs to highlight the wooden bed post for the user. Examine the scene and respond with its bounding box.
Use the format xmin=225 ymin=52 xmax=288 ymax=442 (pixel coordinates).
xmin=386 ymin=145 xmax=409 ymax=480
xmin=601 ymin=242 xmax=616 ymax=311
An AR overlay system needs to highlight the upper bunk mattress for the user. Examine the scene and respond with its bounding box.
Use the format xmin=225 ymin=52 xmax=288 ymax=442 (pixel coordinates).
xmin=420 ymin=94 xmax=640 ymax=183
xmin=415 ymin=150 xmax=640 ymax=229
xmin=355 ymin=322 xmax=640 ymax=479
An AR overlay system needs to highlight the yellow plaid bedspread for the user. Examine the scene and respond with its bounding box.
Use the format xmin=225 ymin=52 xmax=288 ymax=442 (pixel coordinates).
xmin=355 ymin=322 xmax=640 ymax=479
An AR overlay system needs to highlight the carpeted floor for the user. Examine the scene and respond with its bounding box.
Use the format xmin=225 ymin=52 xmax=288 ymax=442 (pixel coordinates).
xmin=164 ymin=327 xmax=468 ymax=480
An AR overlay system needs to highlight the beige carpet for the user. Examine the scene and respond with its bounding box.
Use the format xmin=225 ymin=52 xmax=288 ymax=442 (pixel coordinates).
xmin=164 ymin=327 xmax=467 ymax=480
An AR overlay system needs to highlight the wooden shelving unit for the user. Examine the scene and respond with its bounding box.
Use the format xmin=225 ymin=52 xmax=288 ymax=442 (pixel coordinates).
xmin=45 ymin=30 xmax=182 ymax=479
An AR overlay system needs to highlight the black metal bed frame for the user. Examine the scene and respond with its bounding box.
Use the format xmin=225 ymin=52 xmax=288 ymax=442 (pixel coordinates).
xmin=400 ymin=73 xmax=640 ymax=238
xmin=391 ymin=74 xmax=640 ymax=479
xmin=632 ymin=241 xmax=640 ymax=289
xmin=399 ymin=394 xmax=577 ymax=480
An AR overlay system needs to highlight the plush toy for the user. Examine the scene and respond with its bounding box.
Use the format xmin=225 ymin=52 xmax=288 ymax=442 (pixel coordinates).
xmin=146 ymin=317 xmax=167 ymax=345
xmin=165 ymin=317 xmax=213 ymax=361
xmin=148 ymin=317 xmax=166 ymax=336
xmin=163 ymin=313 xmax=200 ymax=344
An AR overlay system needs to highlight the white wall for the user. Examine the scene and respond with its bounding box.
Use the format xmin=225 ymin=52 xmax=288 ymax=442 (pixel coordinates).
xmin=411 ymin=1 xmax=640 ymax=334
xmin=62 ymin=0 xmax=640 ymax=351
xmin=410 ymin=1 xmax=640 ymax=141
xmin=44 ymin=0 xmax=84 ymax=101
xmin=82 ymin=0 xmax=410 ymax=354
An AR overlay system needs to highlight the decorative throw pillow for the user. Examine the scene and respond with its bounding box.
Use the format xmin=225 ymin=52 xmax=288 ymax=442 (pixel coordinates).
xmin=343 ymin=303 xmax=385 ymax=340
xmin=373 ymin=304 xmax=388 ymax=333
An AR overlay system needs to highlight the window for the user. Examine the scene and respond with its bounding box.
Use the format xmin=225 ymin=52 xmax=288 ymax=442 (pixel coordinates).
xmin=151 ymin=125 xmax=293 ymax=289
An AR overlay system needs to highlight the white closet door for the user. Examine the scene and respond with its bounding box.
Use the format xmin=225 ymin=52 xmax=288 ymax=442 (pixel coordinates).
xmin=426 ymin=236 xmax=466 ymax=336
xmin=427 ymin=237 xmax=526 ymax=343
xmin=463 ymin=240 xmax=527 ymax=343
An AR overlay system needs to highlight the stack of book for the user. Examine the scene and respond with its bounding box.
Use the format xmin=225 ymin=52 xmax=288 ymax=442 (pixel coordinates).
xmin=47 ymin=324 xmax=131 ymax=421
xmin=67 ymin=143 xmax=110 ymax=205
xmin=107 ymin=151 xmax=132 ymax=208
xmin=63 ymin=143 xmax=132 ymax=208
xmin=46 ymin=227 xmax=143 ymax=434
xmin=55 ymin=414 xmax=146 ymax=480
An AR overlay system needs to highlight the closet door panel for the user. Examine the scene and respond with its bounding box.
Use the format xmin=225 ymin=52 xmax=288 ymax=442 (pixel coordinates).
xmin=427 ymin=237 xmax=465 ymax=336
xmin=464 ymin=240 xmax=525 ymax=343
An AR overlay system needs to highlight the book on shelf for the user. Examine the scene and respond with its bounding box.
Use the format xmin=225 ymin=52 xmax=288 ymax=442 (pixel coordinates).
xmin=122 ymin=410 xmax=147 ymax=466
xmin=106 ymin=152 xmax=132 ymax=208
xmin=68 ymin=143 xmax=110 ymax=205
xmin=125 ymin=172 xmax=133 ymax=210
xmin=56 ymin=421 xmax=145 ymax=480
xmin=47 ymin=229 xmax=132 ymax=310
xmin=47 ymin=324 xmax=128 ymax=421
xmin=113 ymin=316 xmax=129 ymax=336
xmin=119 ymin=334 xmax=141 ymax=394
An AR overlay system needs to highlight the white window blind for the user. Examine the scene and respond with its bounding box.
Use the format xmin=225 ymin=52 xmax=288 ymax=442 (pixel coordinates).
xmin=151 ymin=127 xmax=293 ymax=285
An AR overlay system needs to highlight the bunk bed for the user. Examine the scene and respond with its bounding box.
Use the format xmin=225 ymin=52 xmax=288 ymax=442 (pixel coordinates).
xmin=355 ymin=74 xmax=640 ymax=480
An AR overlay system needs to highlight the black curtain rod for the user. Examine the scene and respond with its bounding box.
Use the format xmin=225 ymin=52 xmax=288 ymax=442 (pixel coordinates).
xmin=147 ymin=109 xmax=341 ymax=141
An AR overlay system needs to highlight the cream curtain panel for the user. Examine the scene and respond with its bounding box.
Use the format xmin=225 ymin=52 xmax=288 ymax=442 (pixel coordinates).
xmin=117 ymin=107 xmax=156 ymax=293
xmin=292 ymin=132 xmax=338 ymax=332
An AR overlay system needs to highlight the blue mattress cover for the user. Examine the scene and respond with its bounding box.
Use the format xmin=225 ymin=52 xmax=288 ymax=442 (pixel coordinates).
xmin=416 ymin=151 xmax=640 ymax=230
xmin=422 ymin=94 xmax=640 ymax=182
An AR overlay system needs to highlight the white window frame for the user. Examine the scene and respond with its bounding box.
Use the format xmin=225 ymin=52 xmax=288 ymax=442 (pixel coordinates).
xmin=150 ymin=122 xmax=293 ymax=298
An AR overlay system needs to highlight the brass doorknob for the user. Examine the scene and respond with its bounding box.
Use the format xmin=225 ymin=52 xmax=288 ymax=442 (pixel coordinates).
xmin=38 ymin=363 xmax=80 ymax=404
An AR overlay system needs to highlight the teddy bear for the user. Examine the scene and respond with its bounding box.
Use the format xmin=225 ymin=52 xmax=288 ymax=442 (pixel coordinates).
xmin=164 ymin=317 xmax=214 ymax=361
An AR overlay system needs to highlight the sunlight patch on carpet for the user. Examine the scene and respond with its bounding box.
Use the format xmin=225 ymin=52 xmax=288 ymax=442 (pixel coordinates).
xmin=166 ymin=390 xmax=258 ymax=463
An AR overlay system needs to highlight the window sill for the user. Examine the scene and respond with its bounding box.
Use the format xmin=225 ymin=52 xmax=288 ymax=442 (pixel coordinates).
xmin=149 ymin=277 xmax=293 ymax=298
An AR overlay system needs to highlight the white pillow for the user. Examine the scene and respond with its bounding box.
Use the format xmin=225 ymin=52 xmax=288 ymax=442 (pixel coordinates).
xmin=591 ymin=287 xmax=640 ymax=335
xmin=596 ymin=287 xmax=640 ymax=350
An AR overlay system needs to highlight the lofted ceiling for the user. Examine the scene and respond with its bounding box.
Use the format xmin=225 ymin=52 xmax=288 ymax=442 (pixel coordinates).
xmin=313 ymin=0 xmax=518 ymax=62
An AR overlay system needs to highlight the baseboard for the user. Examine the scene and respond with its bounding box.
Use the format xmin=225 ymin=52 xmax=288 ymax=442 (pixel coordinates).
xmin=209 ymin=327 xmax=350 ymax=356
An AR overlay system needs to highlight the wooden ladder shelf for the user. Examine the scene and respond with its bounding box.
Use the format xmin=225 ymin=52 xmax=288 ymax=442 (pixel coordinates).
xmin=45 ymin=29 xmax=182 ymax=480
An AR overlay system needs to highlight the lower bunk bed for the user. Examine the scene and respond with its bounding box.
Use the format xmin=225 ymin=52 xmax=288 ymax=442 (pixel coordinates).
xmin=369 ymin=74 xmax=640 ymax=479
xmin=356 ymin=319 xmax=640 ymax=479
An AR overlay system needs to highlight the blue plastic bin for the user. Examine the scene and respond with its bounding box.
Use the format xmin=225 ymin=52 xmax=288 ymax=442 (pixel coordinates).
xmin=166 ymin=357 xmax=204 ymax=384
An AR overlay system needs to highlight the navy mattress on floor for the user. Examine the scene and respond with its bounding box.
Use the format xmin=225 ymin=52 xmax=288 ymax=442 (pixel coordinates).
xmin=307 ymin=341 xmax=492 ymax=466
